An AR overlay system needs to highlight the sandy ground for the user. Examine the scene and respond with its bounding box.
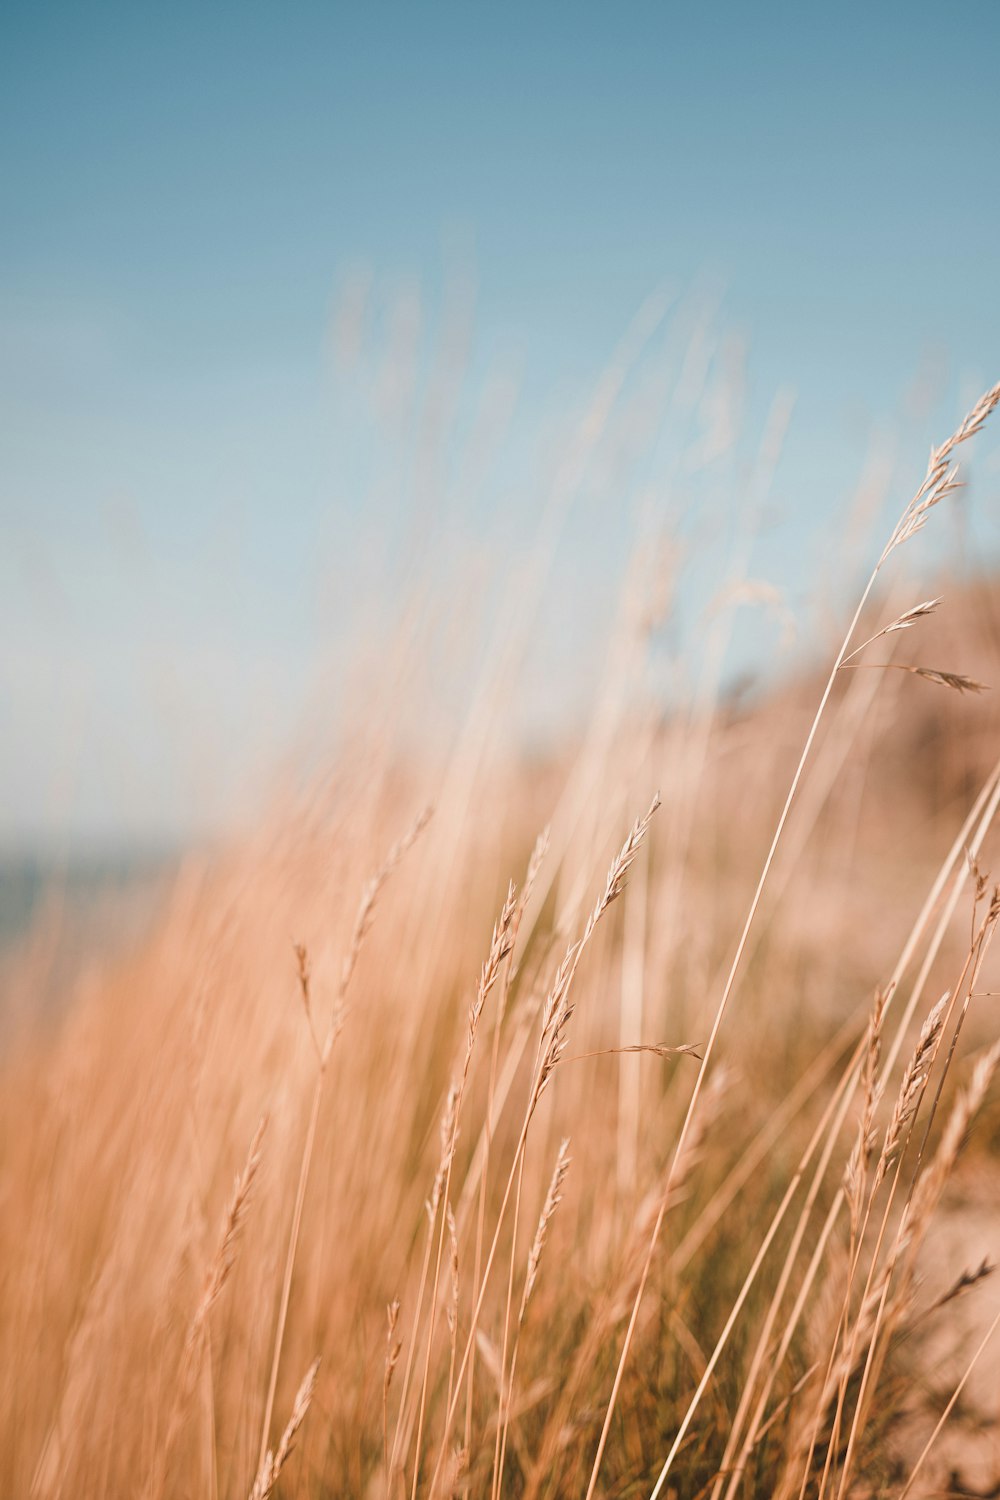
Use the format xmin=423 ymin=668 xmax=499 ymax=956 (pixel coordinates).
xmin=890 ymin=1160 xmax=1000 ymax=1497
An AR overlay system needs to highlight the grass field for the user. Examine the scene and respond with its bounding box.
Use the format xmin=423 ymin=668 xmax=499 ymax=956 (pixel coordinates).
xmin=3 ymin=385 xmax=1000 ymax=1499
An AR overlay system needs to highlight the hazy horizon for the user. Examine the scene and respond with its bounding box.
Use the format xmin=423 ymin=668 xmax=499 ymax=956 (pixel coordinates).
xmin=4 ymin=1 xmax=1000 ymax=848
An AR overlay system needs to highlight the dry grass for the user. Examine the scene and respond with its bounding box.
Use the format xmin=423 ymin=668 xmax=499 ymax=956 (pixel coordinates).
xmin=3 ymin=370 xmax=1000 ymax=1500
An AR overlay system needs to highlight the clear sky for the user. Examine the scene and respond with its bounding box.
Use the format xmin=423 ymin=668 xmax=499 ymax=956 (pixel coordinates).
xmin=2 ymin=1 xmax=1000 ymax=847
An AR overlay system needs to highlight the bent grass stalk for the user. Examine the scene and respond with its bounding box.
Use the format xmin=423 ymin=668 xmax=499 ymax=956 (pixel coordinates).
xmin=746 ymin=760 xmax=1000 ymax=1500
xmin=495 ymin=1140 xmax=571 ymax=1497
xmin=738 ymin=769 xmax=1000 ymax=1500
xmin=830 ymin=924 xmax=1000 ymax=1500
xmin=610 ymin=386 xmax=1000 ymax=1500
xmin=465 ymin=831 xmax=548 ymax=1492
xmin=407 ymin=885 xmax=517 ymax=1498
xmin=591 ymin=565 xmax=880 ymax=1500
xmin=258 ymin=809 xmax=430 ymax=1471
xmin=424 ymin=800 xmax=660 ymax=1497
xmin=787 ymin=763 xmax=1000 ymax=1500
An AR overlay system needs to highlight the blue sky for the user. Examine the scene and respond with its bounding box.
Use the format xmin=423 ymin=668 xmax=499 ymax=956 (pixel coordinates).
xmin=2 ymin=1 xmax=1000 ymax=846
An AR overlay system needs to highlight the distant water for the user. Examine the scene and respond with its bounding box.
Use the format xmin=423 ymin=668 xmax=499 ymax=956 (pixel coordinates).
xmin=0 ymin=850 xmax=179 ymax=1029
xmin=0 ymin=849 xmax=174 ymax=946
